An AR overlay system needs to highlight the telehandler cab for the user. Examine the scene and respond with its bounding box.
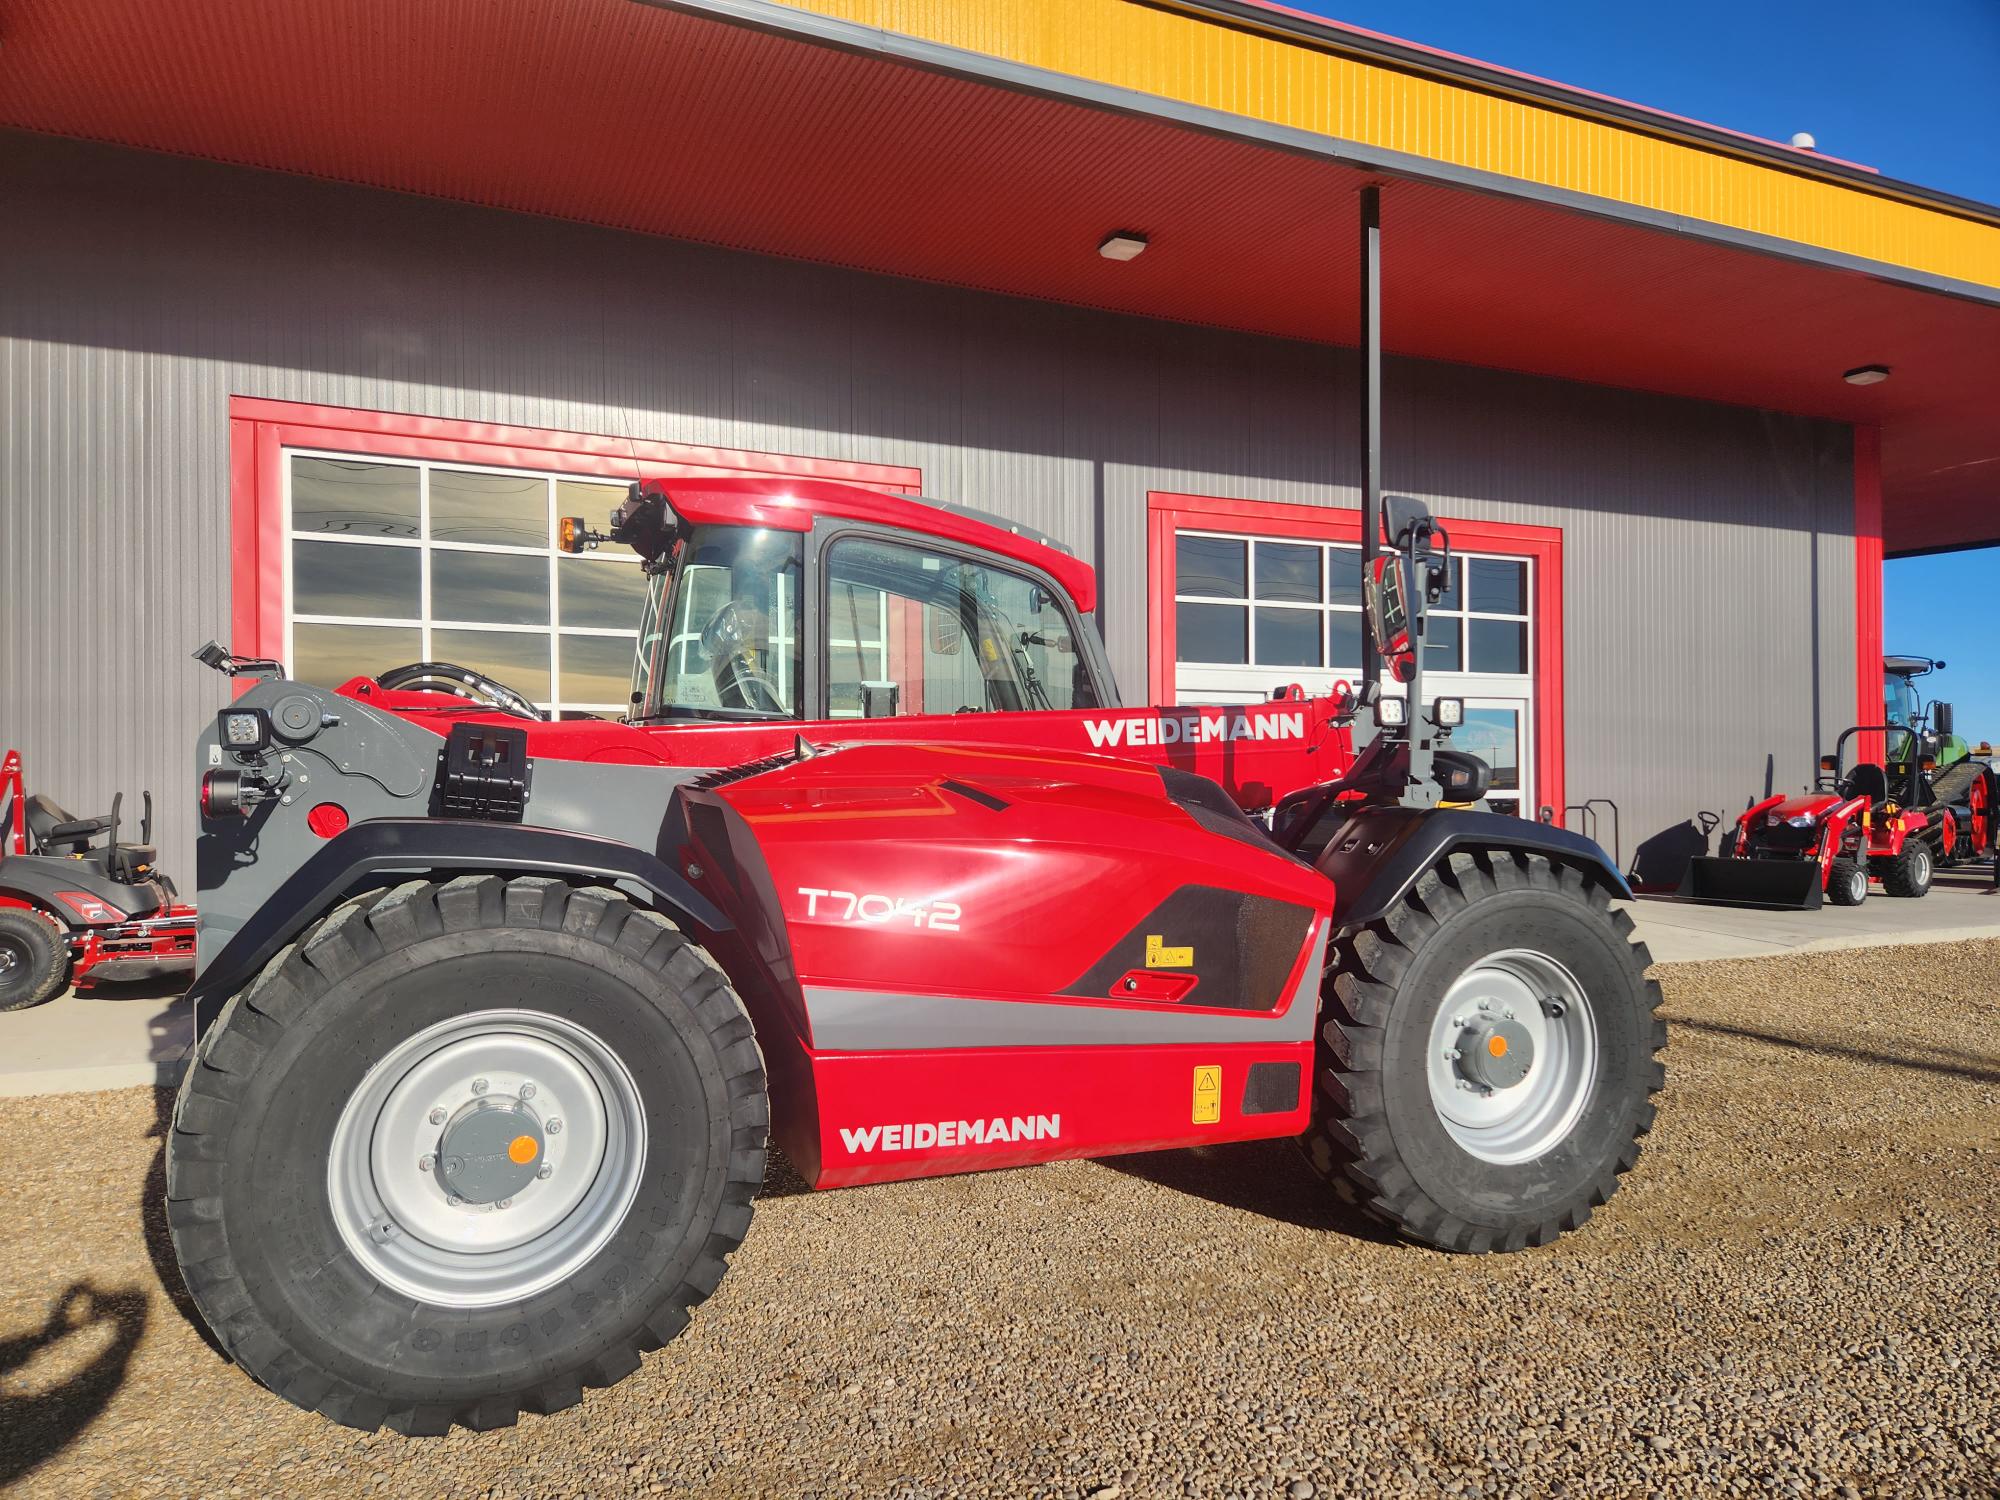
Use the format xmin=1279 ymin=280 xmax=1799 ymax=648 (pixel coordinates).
xmin=171 ymin=477 xmax=1661 ymax=1435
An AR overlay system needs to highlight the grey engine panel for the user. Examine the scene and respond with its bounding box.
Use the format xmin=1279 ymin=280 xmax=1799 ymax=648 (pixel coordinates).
xmin=194 ymin=682 xmax=699 ymax=974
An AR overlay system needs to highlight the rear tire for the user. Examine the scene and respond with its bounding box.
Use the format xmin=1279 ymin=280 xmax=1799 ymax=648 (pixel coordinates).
xmin=1826 ymin=857 xmax=1869 ymax=906
xmin=166 ymin=876 xmax=767 ymax=1434
xmin=0 ymin=909 xmax=69 ymax=1011
xmin=1878 ymin=840 xmax=1933 ymax=898
xmin=1302 ymin=851 xmax=1665 ymax=1253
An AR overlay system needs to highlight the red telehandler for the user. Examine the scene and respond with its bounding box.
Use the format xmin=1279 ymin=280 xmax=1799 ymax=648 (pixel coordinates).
xmin=169 ymin=479 xmax=1662 ymax=1435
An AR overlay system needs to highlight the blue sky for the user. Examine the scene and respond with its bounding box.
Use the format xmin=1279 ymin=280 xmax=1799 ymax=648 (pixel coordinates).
xmin=1294 ymin=0 xmax=2000 ymax=741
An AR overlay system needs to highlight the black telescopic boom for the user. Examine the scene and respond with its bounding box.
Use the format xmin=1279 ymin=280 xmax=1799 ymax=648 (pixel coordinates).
xmin=1358 ymin=185 xmax=1383 ymax=697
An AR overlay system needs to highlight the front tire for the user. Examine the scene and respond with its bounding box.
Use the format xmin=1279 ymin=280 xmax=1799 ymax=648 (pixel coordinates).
xmin=1302 ymin=852 xmax=1665 ymax=1253
xmin=1878 ymin=840 xmax=1933 ymax=898
xmin=1826 ymin=857 xmax=1869 ymax=906
xmin=166 ymin=876 xmax=766 ymax=1434
xmin=0 ymin=909 xmax=69 ymax=1011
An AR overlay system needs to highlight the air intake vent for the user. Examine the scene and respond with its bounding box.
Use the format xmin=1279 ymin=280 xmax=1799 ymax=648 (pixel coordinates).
xmin=690 ymin=750 xmax=800 ymax=791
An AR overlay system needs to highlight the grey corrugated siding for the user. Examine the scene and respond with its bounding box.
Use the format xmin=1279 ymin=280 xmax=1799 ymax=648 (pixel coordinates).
xmin=0 ymin=131 xmax=1855 ymax=889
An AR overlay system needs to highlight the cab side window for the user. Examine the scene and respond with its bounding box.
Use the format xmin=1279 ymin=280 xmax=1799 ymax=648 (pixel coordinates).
xmin=823 ymin=536 xmax=1098 ymax=717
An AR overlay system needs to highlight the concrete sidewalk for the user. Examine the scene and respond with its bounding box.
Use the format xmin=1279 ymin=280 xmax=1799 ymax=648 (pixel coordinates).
xmin=1623 ymin=874 xmax=2000 ymax=965
xmin=3 ymin=875 xmax=1997 ymax=1096
xmin=0 ymin=982 xmax=191 ymax=1098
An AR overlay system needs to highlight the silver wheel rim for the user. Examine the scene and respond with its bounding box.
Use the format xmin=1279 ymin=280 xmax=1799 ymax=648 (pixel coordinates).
xmin=327 ymin=1009 xmax=646 ymax=1309
xmin=1425 ymin=949 xmax=1598 ymax=1166
xmin=1912 ymin=847 xmax=1931 ymax=885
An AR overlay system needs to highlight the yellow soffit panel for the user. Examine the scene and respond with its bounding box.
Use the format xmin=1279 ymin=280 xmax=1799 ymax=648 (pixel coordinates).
xmin=781 ymin=0 xmax=2000 ymax=292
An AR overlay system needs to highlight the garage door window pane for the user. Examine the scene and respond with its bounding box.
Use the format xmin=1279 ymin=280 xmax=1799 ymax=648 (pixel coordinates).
xmin=1425 ymin=617 xmax=1463 ymax=672
xmin=1328 ymin=546 xmax=1362 ymax=606
xmin=293 ymin=457 xmax=419 ymax=540
xmin=559 ymin=633 xmax=638 ymax=705
xmin=292 ymin=539 xmax=419 ymax=619
xmin=1469 ymin=618 xmax=1528 ymax=674
xmin=1177 ymin=536 xmax=1246 ymax=599
xmin=1458 ymin=708 xmax=1521 ymax=790
xmin=430 ymin=469 xmax=549 ymax=548
xmin=556 ymin=479 xmax=628 ymax=529
xmin=431 ymin=629 xmax=551 ymax=702
xmin=1435 ymin=557 xmax=1462 ymax=612
xmin=292 ymin=623 xmax=421 ymax=688
xmin=1177 ymin=603 xmax=1246 ymax=663
xmin=1328 ymin=609 xmax=1362 ymax=670
xmin=558 ymin=557 xmax=648 ymax=629
xmin=1467 ymin=558 xmax=1526 ymax=615
xmin=1255 ymin=607 xmax=1321 ymax=667
xmin=432 ymin=549 xmax=550 ymax=625
xmin=1255 ymin=542 xmax=1320 ymax=603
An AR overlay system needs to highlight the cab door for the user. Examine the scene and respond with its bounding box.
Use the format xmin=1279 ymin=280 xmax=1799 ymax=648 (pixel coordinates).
xmin=805 ymin=522 xmax=1113 ymax=723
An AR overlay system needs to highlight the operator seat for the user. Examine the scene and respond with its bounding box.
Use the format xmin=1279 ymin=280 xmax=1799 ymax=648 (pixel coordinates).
xmin=25 ymin=793 xmax=107 ymax=855
xmin=24 ymin=790 xmax=160 ymax=883
xmin=1843 ymin=763 xmax=1890 ymax=807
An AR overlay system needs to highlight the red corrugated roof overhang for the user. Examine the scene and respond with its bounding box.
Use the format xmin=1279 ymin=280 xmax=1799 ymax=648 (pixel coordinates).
xmin=1 ymin=0 xmax=1993 ymax=553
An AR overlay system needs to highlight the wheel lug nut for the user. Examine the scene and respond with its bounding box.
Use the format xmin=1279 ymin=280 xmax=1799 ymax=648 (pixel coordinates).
xmin=418 ymin=1154 xmax=434 ymax=1173
xmin=519 ymin=1082 xmax=537 ymax=1101
xmin=428 ymin=1107 xmax=446 ymax=1126
xmin=447 ymin=1195 xmax=463 ymax=1207
xmin=546 ymin=1118 xmax=562 ymax=1134
xmin=497 ymin=1197 xmax=513 ymax=1210
xmin=537 ymin=1164 xmax=553 ymax=1180
xmin=1502 ymin=1009 xmax=1516 ymax=1021
xmin=471 ymin=1078 xmax=489 ymax=1096
xmin=1443 ymin=1048 xmax=1461 ymax=1062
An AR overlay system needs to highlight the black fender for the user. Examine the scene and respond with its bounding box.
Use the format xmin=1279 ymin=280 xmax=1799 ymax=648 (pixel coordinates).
xmin=189 ymin=818 xmax=733 ymax=1035
xmin=0 ymin=855 xmax=168 ymax=927
xmin=1316 ymin=805 xmax=1632 ymax=931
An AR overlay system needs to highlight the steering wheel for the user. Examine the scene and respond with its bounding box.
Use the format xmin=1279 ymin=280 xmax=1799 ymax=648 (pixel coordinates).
xmin=698 ymin=602 xmax=789 ymax=714
xmin=375 ymin=661 xmax=545 ymax=720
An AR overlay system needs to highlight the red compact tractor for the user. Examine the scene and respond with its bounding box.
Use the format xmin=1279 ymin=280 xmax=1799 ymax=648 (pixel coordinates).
xmin=169 ymin=481 xmax=1662 ymax=1435
xmin=0 ymin=750 xmax=198 ymax=1009
xmin=1683 ymin=658 xmax=1996 ymax=908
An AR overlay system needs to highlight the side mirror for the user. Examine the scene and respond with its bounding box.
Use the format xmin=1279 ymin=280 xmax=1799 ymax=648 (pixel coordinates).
xmin=1935 ymin=702 xmax=1955 ymax=738
xmin=1364 ymin=553 xmax=1414 ymax=680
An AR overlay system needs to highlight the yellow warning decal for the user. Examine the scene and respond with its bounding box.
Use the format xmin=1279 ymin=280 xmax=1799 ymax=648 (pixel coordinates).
xmin=1193 ymin=1064 xmax=1222 ymax=1124
xmin=1145 ymin=934 xmax=1194 ymax=969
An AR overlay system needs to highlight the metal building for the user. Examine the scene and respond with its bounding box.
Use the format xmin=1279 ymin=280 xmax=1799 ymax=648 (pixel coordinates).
xmin=2 ymin=0 xmax=1997 ymax=890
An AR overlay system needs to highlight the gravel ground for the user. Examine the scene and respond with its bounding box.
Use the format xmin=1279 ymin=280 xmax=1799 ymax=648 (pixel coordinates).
xmin=3 ymin=942 xmax=1997 ymax=1499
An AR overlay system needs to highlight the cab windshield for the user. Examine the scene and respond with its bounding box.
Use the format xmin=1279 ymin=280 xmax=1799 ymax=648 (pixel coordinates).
xmin=1883 ymin=672 xmax=1920 ymax=729
xmin=632 ymin=526 xmax=803 ymax=721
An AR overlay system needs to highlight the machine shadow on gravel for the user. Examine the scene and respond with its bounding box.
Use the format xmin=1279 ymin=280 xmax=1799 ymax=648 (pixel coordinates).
xmin=1102 ymin=1139 xmax=1402 ymax=1245
xmin=141 ymin=1085 xmax=222 ymax=1353
xmin=1672 ymin=1017 xmax=2000 ymax=1086
xmin=0 ymin=1281 xmax=148 ymax=1488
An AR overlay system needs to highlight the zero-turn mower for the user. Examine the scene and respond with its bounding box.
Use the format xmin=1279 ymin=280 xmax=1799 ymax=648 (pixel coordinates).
xmin=0 ymin=750 xmax=198 ymax=1010
xmin=169 ymin=480 xmax=1662 ymax=1435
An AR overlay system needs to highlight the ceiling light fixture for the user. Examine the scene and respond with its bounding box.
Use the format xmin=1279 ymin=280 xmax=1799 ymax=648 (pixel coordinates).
xmin=1098 ymin=231 xmax=1149 ymax=262
xmin=1843 ymin=364 xmax=1891 ymax=386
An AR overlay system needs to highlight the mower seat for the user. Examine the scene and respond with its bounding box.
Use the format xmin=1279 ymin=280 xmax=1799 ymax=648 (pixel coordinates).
xmin=24 ymin=791 xmax=160 ymax=883
xmin=25 ymin=794 xmax=111 ymax=855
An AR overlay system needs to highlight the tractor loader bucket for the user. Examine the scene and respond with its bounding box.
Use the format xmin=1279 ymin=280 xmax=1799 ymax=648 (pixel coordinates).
xmin=1677 ymin=856 xmax=1824 ymax=910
